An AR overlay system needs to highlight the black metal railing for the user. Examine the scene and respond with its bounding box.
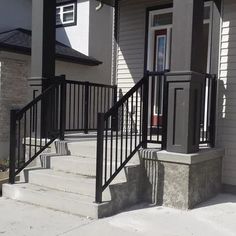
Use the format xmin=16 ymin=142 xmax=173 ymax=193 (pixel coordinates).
xmin=95 ymin=71 xmax=167 ymax=203
xmin=200 ymin=74 xmax=217 ymax=146
xmin=65 ymin=80 xmax=117 ymax=133
xmin=9 ymin=76 xmax=116 ymax=184
xmin=9 ymin=76 xmax=66 ymax=184
xmin=146 ymin=72 xmax=168 ymax=146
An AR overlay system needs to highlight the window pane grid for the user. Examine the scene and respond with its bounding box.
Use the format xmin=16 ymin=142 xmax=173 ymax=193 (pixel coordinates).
xmin=56 ymin=3 xmax=76 ymax=26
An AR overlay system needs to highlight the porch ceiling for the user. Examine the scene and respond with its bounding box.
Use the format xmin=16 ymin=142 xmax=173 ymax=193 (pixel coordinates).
xmin=100 ymin=0 xmax=221 ymax=8
xmin=100 ymin=0 xmax=116 ymax=7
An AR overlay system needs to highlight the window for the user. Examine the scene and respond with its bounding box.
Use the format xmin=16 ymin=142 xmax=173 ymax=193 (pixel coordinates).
xmin=56 ymin=3 xmax=77 ymax=27
xmin=151 ymin=5 xmax=211 ymax=27
xmin=152 ymin=13 xmax=172 ymax=27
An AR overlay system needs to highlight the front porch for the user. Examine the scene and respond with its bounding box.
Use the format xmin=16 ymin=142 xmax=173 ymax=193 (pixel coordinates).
xmin=2 ymin=0 xmax=225 ymax=218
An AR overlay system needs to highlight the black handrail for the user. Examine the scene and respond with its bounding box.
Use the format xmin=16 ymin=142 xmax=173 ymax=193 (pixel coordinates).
xmin=95 ymin=71 xmax=167 ymax=203
xmin=9 ymin=76 xmax=116 ymax=184
xmin=9 ymin=76 xmax=66 ymax=184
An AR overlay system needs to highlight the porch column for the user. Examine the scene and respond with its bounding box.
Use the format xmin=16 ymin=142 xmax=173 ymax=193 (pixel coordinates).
xmin=166 ymin=0 xmax=205 ymax=153
xmin=31 ymin=0 xmax=56 ymax=87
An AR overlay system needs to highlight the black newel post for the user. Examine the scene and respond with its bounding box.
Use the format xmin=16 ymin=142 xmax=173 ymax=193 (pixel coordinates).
xmin=166 ymin=0 xmax=205 ymax=154
xmin=95 ymin=113 xmax=105 ymax=203
xmin=9 ymin=110 xmax=17 ymax=184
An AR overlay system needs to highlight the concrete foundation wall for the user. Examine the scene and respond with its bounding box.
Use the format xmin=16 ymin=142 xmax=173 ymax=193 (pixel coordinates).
xmin=139 ymin=149 xmax=223 ymax=209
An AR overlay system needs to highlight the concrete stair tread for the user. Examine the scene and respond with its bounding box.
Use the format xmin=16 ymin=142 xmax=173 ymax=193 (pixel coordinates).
xmin=27 ymin=168 xmax=97 ymax=197
xmin=3 ymin=183 xmax=112 ymax=218
xmin=29 ymin=168 xmax=96 ymax=183
xmin=50 ymin=155 xmax=139 ymax=166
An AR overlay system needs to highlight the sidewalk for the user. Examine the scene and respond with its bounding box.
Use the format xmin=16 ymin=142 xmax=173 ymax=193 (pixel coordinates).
xmin=0 ymin=194 xmax=236 ymax=236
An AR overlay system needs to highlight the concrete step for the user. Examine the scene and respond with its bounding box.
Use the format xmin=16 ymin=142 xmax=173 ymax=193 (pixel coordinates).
xmin=2 ymin=183 xmax=113 ymax=219
xmin=27 ymin=169 xmax=97 ymax=197
xmin=57 ymin=139 xmax=141 ymax=164
xmin=26 ymin=169 xmax=110 ymax=200
xmin=39 ymin=154 xmax=138 ymax=181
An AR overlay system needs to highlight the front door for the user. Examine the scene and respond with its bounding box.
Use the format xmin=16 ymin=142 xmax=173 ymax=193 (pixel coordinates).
xmin=147 ymin=3 xmax=212 ymax=128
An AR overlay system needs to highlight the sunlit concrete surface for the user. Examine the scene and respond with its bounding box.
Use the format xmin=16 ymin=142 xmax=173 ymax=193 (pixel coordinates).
xmin=0 ymin=194 xmax=236 ymax=236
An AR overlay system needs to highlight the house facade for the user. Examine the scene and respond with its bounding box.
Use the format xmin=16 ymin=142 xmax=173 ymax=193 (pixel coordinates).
xmin=106 ymin=0 xmax=235 ymax=194
xmin=2 ymin=0 xmax=236 ymax=219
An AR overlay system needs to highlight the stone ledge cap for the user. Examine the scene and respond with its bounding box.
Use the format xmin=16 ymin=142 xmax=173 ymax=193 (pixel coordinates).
xmin=141 ymin=148 xmax=225 ymax=165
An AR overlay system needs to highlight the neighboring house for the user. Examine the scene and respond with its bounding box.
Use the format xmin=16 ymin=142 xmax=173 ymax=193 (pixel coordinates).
xmin=3 ymin=0 xmax=236 ymax=220
xmin=0 ymin=0 xmax=114 ymax=159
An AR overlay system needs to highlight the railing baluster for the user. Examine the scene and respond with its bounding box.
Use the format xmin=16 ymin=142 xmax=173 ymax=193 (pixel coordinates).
xmin=105 ymin=120 xmax=108 ymax=182
xmin=142 ymin=76 xmax=148 ymax=148
xmin=35 ymin=103 xmax=38 ymax=155
xmin=139 ymin=85 xmax=143 ymax=143
xmin=23 ymin=112 xmax=26 ymax=164
xmin=29 ymin=107 xmax=32 ymax=159
xmin=157 ymin=75 xmax=162 ymax=142
xmin=120 ymin=104 xmax=124 ymax=164
xmin=73 ymin=84 xmax=76 ymax=129
xmin=135 ymin=90 xmax=138 ymax=147
xmin=130 ymin=95 xmax=133 ymax=153
xmin=150 ymin=75 xmax=155 ymax=141
xmin=60 ymin=76 xmax=66 ymax=140
xmin=110 ymin=117 xmax=113 ymax=178
xmin=125 ymin=99 xmax=129 ymax=159
xmin=209 ymin=76 xmax=216 ymax=147
xmin=17 ymin=119 xmax=21 ymax=168
xmin=115 ymin=108 xmax=118 ymax=170
xmin=206 ymin=77 xmax=211 ymax=142
xmin=69 ymin=83 xmax=72 ymax=130
xmin=84 ymin=82 xmax=89 ymax=134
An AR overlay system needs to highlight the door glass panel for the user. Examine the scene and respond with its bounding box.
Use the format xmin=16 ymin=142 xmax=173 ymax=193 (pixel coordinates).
xmin=155 ymin=35 xmax=167 ymax=71
xmin=204 ymin=6 xmax=211 ymax=20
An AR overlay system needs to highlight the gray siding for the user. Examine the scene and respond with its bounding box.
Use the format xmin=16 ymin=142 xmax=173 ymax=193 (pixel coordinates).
xmin=218 ymin=0 xmax=236 ymax=186
xmin=116 ymin=0 xmax=171 ymax=95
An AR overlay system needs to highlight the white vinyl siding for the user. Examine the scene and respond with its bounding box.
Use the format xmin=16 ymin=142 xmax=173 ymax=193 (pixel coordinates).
xmin=218 ymin=0 xmax=236 ymax=186
xmin=116 ymin=0 xmax=171 ymax=95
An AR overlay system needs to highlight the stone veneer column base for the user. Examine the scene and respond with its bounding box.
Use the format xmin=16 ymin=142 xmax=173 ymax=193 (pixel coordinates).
xmin=139 ymin=148 xmax=224 ymax=209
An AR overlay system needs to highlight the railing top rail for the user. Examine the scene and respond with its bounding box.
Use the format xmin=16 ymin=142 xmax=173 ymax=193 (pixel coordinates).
xmin=66 ymin=79 xmax=116 ymax=89
xmin=15 ymin=81 xmax=63 ymax=119
xmin=205 ymin=73 xmax=217 ymax=79
xmin=103 ymin=71 xmax=167 ymax=119
xmin=104 ymin=77 xmax=146 ymax=119
xmin=146 ymin=71 xmax=166 ymax=76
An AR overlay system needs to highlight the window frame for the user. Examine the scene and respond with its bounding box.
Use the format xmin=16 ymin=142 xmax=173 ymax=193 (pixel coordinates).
xmin=56 ymin=0 xmax=77 ymax=28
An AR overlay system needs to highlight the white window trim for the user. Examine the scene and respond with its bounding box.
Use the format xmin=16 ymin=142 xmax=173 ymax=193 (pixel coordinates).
xmin=56 ymin=3 xmax=76 ymax=27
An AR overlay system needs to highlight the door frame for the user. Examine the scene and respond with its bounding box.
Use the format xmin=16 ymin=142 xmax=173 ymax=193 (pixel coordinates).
xmin=145 ymin=1 xmax=213 ymax=73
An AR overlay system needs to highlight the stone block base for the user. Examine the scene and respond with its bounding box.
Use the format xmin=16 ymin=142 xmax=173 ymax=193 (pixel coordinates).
xmin=139 ymin=148 xmax=224 ymax=209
